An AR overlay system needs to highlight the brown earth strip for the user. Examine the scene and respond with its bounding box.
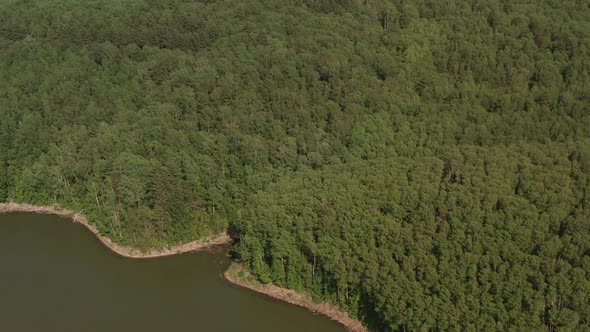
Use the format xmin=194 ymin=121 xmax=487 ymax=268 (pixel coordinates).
xmin=0 ymin=202 xmax=231 ymax=258
xmin=1 ymin=201 xmax=368 ymax=331
xmin=224 ymin=262 xmax=369 ymax=332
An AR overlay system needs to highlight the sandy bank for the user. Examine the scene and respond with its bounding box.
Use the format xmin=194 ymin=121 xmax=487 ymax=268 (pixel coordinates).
xmin=0 ymin=202 xmax=231 ymax=258
xmin=224 ymin=262 xmax=368 ymax=332
xmin=1 ymin=201 xmax=367 ymax=331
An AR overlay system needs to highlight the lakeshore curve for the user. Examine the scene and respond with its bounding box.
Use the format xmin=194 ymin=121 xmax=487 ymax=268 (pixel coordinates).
xmin=224 ymin=263 xmax=368 ymax=332
xmin=1 ymin=201 xmax=368 ymax=331
xmin=0 ymin=202 xmax=231 ymax=258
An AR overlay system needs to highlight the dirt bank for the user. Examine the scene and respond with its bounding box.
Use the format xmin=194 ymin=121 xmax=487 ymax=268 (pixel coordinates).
xmin=224 ymin=262 xmax=368 ymax=332
xmin=0 ymin=202 xmax=231 ymax=258
xmin=1 ymin=201 xmax=367 ymax=331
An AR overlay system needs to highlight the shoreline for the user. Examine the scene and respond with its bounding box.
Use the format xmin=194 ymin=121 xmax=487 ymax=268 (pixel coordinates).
xmin=0 ymin=202 xmax=231 ymax=258
xmin=1 ymin=201 xmax=368 ymax=331
xmin=224 ymin=262 xmax=368 ymax=332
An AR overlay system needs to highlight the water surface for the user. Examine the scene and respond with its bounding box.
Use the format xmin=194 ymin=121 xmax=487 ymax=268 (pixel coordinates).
xmin=0 ymin=213 xmax=345 ymax=332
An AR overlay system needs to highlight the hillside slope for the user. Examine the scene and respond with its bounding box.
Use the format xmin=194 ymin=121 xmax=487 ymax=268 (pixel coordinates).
xmin=1 ymin=0 xmax=589 ymax=330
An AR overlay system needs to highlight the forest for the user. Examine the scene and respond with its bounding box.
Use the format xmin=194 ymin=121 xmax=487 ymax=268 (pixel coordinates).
xmin=0 ymin=0 xmax=589 ymax=330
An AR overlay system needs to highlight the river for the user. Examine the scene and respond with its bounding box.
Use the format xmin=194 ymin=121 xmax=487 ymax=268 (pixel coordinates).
xmin=0 ymin=213 xmax=345 ymax=332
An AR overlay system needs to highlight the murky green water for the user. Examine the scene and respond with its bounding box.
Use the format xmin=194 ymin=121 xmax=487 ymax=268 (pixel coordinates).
xmin=0 ymin=213 xmax=344 ymax=332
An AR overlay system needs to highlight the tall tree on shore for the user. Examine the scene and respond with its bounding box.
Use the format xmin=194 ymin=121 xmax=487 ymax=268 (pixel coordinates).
xmin=1 ymin=0 xmax=589 ymax=330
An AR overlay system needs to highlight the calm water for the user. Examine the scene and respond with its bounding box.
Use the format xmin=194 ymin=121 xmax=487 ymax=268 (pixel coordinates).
xmin=0 ymin=213 xmax=344 ymax=332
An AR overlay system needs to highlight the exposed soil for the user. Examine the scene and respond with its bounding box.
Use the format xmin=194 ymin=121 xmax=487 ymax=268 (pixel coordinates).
xmin=0 ymin=202 xmax=231 ymax=258
xmin=224 ymin=262 xmax=369 ymax=332
xmin=1 ymin=201 xmax=368 ymax=331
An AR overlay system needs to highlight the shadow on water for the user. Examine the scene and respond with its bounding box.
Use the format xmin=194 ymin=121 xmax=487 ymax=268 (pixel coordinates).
xmin=0 ymin=213 xmax=345 ymax=332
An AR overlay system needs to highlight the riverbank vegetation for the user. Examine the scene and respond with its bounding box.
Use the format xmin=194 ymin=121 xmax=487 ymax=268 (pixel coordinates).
xmin=225 ymin=262 xmax=367 ymax=332
xmin=0 ymin=202 xmax=230 ymax=258
xmin=1 ymin=0 xmax=589 ymax=330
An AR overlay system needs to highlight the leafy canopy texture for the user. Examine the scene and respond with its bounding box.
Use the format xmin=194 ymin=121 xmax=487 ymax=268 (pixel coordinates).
xmin=1 ymin=0 xmax=589 ymax=330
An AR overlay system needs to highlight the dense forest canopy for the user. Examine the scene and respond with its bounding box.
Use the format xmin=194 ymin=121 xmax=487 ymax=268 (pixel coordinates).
xmin=1 ymin=0 xmax=589 ymax=330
